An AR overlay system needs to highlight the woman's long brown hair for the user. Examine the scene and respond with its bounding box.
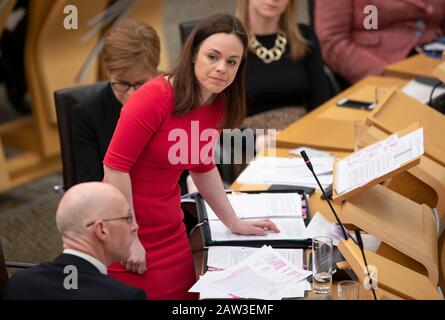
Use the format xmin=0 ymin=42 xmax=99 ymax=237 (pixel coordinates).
xmin=167 ymin=14 xmax=248 ymax=129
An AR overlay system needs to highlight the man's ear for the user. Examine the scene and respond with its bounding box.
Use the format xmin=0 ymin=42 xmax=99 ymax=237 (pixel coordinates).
xmin=94 ymin=222 xmax=108 ymax=241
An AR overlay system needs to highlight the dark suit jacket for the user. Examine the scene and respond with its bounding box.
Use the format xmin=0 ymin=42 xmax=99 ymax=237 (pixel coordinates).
xmin=4 ymin=254 xmax=146 ymax=300
xmin=71 ymin=82 xmax=190 ymax=195
xmin=71 ymin=83 xmax=122 ymax=183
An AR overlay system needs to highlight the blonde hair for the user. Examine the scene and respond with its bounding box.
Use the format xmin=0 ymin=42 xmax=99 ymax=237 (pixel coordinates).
xmin=236 ymin=0 xmax=308 ymax=61
xmin=102 ymin=19 xmax=160 ymax=75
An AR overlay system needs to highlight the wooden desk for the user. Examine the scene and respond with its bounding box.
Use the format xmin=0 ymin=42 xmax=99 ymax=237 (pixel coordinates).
xmin=276 ymin=76 xmax=407 ymax=152
xmin=384 ymin=54 xmax=444 ymax=80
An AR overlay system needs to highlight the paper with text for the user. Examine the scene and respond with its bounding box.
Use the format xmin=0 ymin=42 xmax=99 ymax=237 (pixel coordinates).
xmin=207 ymin=246 xmax=304 ymax=270
xmin=204 ymin=193 xmax=302 ymax=221
xmin=236 ymin=156 xmax=333 ymax=189
xmin=190 ymin=246 xmax=311 ymax=299
xmin=335 ymin=128 xmax=424 ymax=194
xmin=208 ymin=218 xmax=306 ymax=242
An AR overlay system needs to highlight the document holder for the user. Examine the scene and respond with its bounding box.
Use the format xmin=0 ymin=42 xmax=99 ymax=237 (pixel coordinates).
xmin=338 ymin=239 xmax=442 ymax=300
xmin=332 ymin=123 xmax=423 ymax=204
xmin=330 ymin=124 xmax=440 ymax=286
xmin=195 ymin=189 xmax=312 ymax=249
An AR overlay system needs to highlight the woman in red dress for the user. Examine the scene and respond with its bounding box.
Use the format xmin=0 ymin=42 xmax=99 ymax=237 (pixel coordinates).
xmin=102 ymin=14 xmax=279 ymax=300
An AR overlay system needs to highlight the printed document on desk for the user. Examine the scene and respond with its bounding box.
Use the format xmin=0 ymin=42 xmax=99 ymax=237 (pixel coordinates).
xmin=207 ymin=246 xmax=304 ymax=270
xmin=209 ymin=218 xmax=306 ymax=242
xmin=204 ymin=193 xmax=303 ymax=221
xmin=236 ymin=156 xmax=333 ymax=189
xmin=190 ymin=246 xmax=311 ymax=299
xmin=335 ymin=128 xmax=424 ymax=195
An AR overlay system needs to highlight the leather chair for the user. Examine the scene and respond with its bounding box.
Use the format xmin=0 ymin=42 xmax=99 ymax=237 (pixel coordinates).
xmin=179 ymin=19 xmax=201 ymax=44
xmin=0 ymin=240 xmax=36 ymax=299
xmin=53 ymin=81 xmax=108 ymax=191
xmin=0 ymin=241 xmax=8 ymax=299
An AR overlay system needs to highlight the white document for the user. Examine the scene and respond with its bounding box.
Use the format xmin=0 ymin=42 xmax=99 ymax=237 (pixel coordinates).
xmin=335 ymin=129 xmax=424 ymax=195
xmin=289 ymin=146 xmax=336 ymax=159
xmin=207 ymin=246 xmax=304 ymax=270
xmin=208 ymin=218 xmax=307 ymax=242
xmin=302 ymin=212 xmax=381 ymax=251
xmin=190 ymin=246 xmax=312 ymax=299
xmin=204 ymin=193 xmax=302 ymax=221
xmin=199 ymin=279 xmax=312 ymax=299
xmin=394 ymin=127 xmax=424 ymax=165
xmin=236 ymin=156 xmax=333 ymax=189
xmin=252 ymin=156 xmax=334 ymax=175
xmin=402 ymin=78 xmax=445 ymax=104
xmin=335 ymin=134 xmax=398 ymax=194
xmin=303 ymin=212 xmax=344 ymax=246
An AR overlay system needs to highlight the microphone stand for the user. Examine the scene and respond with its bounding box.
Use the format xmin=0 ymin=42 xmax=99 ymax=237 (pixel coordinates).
xmin=300 ymin=151 xmax=349 ymax=240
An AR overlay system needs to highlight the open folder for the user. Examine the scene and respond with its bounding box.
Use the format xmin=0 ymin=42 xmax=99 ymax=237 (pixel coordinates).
xmin=195 ymin=190 xmax=312 ymax=248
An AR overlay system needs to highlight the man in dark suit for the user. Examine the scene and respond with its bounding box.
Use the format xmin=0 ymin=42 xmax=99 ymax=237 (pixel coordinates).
xmin=5 ymin=182 xmax=146 ymax=300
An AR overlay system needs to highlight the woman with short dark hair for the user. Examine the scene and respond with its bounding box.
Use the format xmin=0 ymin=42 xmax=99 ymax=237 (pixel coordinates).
xmin=72 ymin=19 xmax=160 ymax=183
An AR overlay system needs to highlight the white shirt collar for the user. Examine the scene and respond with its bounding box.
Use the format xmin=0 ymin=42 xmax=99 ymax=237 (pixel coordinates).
xmin=63 ymin=249 xmax=108 ymax=275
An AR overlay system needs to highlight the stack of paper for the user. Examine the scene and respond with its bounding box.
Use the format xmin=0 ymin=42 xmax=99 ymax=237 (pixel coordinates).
xmin=207 ymin=246 xmax=304 ymax=270
xmin=236 ymin=156 xmax=334 ymax=189
xmin=190 ymin=246 xmax=312 ymax=299
xmin=335 ymin=128 xmax=424 ymax=195
xmin=204 ymin=193 xmax=307 ymax=242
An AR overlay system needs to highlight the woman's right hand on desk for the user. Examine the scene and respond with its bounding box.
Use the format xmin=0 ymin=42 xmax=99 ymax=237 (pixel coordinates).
xmin=229 ymin=219 xmax=280 ymax=236
xmin=122 ymin=237 xmax=147 ymax=274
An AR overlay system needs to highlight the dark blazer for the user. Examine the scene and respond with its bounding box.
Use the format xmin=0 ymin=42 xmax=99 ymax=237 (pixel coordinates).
xmin=71 ymin=83 xmax=122 ymax=183
xmin=71 ymin=82 xmax=190 ymax=195
xmin=4 ymin=254 xmax=146 ymax=300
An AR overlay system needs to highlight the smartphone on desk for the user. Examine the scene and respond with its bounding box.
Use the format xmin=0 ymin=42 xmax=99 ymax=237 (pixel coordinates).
xmin=336 ymin=98 xmax=375 ymax=111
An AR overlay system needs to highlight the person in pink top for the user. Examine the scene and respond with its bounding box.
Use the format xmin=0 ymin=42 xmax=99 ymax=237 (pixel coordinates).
xmin=315 ymin=0 xmax=445 ymax=83
xmin=102 ymin=14 xmax=280 ymax=300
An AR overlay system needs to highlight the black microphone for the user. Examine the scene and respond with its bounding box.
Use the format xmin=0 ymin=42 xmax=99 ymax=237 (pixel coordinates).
xmin=300 ymin=150 xmax=349 ymax=240
xmin=354 ymin=229 xmax=377 ymax=300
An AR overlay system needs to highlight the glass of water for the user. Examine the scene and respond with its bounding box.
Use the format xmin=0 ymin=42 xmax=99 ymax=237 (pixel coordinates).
xmin=312 ymin=236 xmax=333 ymax=294
xmin=338 ymin=280 xmax=360 ymax=300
